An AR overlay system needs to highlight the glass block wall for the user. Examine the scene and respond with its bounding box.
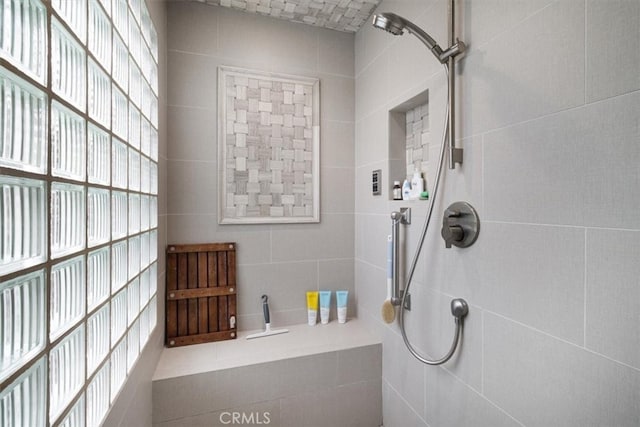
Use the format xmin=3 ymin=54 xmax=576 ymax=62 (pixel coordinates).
xmin=0 ymin=0 xmax=159 ymax=425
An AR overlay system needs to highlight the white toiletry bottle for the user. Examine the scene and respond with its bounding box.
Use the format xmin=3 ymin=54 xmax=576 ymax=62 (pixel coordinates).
xmin=402 ymin=179 xmax=411 ymax=200
xmin=410 ymin=171 xmax=424 ymax=200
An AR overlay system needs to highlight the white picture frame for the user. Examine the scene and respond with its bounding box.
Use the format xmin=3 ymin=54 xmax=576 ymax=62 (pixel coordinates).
xmin=218 ymin=66 xmax=320 ymax=224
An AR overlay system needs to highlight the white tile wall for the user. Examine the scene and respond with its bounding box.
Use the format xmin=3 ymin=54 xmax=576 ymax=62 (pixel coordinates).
xmin=166 ymin=2 xmax=355 ymax=331
xmin=585 ymin=0 xmax=640 ymax=102
xmin=585 ymin=229 xmax=640 ymax=370
xmin=355 ymin=0 xmax=640 ymax=426
xmin=484 ymin=313 xmax=640 ymax=427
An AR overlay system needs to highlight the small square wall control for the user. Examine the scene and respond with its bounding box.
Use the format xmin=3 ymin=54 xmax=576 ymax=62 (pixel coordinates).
xmin=372 ymin=169 xmax=382 ymax=196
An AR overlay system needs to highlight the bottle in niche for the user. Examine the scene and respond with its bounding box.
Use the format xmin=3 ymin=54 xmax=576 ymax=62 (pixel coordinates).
xmin=402 ymin=179 xmax=411 ymax=200
xmin=392 ymin=181 xmax=402 ymax=200
xmin=410 ymin=171 xmax=424 ymax=200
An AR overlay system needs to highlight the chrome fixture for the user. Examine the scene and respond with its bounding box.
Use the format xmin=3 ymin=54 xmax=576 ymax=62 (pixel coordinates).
xmin=371 ymin=12 xmax=465 ymax=65
xmin=372 ymin=6 xmax=465 ymax=169
xmin=375 ymin=0 xmax=470 ymax=366
xmin=441 ymin=202 xmax=480 ymax=248
xmin=390 ymin=205 xmax=470 ymax=366
xmin=390 ymin=208 xmax=410 ymax=306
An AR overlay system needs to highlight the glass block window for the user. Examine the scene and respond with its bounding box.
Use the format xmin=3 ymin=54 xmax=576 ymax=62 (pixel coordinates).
xmin=112 ymin=191 xmax=129 ymax=239
xmin=111 ymin=240 xmax=128 ymax=293
xmin=0 ymin=0 xmax=159 ymax=424
xmin=0 ymin=177 xmax=47 ymax=275
xmin=50 ymin=183 xmax=86 ymax=258
xmin=111 ymin=288 xmax=127 ymax=347
xmin=86 ymin=361 xmax=109 ymax=427
xmin=127 ymin=319 xmax=139 ymax=373
xmin=0 ymin=0 xmax=48 ymax=84
xmin=51 ymin=101 xmax=86 ymax=181
xmin=112 ymin=32 xmax=129 ymax=91
xmin=128 ymin=192 xmax=141 ymax=235
xmin=112 ymin=138 xmax=129 ymax=189
xmin=88 ymin=124 xmax=111 ymax=185
xmin=112 ymin=84 xmax=128 ymax=139
xmin=51 ymin=19 xmax=86 ymax=111
xmin=49 ymin=325 xmax=85 ymax=421
xmin=88 ymin=187 xmax=110 ymax=247
xmin=58 ymin=394 xmax=85 ymax=427
xmin=127 ymin=236 xmax=140 ymax=280
xmin=87 ymin=247 xmax=110 ymax=310
xmin=88 ymin=0 xmax=112 ymax=70
xmin=52 ymin=0 xmax=87 ymax=43
xmin=0 ymin=67 xmax=48 ymax=173
xmin=110 ymin=338 xmax=126 ymax=402
xmin=50 ymin=256 xmax=85 ymax=340
xmin=88 ymin=59 xmax=111 ymax=128
xmin=87 ymin=304 xmax=110 ymax=377
xmin=140 ymin=195 xmax=150 ymax=231
xmin=0 ymin=270 xmax=46 ymax=382
xmin=0 ymin=356 xmax=47 ymax=426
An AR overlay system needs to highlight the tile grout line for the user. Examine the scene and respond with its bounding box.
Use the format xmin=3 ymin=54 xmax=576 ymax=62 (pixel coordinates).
xmin=583 ymin=228 xmax=588 ymax=348
xmin=484 ymin=309 xmax=640 ymax=374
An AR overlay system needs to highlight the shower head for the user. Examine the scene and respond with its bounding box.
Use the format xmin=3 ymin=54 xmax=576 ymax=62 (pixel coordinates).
xmin=371 ymin=13 xmax=405 ymax=36
xmin=372 ymin=12 xmax=446 ymax=62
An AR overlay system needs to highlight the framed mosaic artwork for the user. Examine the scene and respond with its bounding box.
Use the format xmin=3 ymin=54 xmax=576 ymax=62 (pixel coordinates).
xmin=218 ymin=66 xmax=320 ymax=224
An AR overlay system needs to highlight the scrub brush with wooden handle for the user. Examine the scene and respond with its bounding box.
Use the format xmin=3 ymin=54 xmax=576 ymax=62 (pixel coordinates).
xmin=381 ymin=235 xmax=395 ymax=323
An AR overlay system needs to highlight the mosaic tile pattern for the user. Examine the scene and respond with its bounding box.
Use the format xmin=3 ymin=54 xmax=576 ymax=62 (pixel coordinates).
xmin=405 ymin=102 xmax=430 ymax=177
xmin=192 ymin=0 xmax=381 ymax=32
xmin=220 ymin=67 xmax=319 ymax=223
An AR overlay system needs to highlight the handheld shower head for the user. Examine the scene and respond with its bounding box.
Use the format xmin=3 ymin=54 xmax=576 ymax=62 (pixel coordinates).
xmin=372 ymin=13 xmax=405 ymax=36
xmin=372 ymin=12 xmax=449 ymax=63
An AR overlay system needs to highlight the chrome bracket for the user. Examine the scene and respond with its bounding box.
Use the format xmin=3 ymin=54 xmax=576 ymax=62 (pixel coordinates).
xmin=400 ymin=207 xmax=411 ymax=225
xmin=401 ymin=290 xmax=411 ymax=311
xmin=438 ymin=40 xmax=466 ymax=63
xmin=450 ymin=147 xmax=464 ymax=165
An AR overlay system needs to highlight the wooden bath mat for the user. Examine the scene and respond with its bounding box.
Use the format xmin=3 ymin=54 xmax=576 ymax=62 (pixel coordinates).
xmin=165 ymin=243 xmax=237 ymax=347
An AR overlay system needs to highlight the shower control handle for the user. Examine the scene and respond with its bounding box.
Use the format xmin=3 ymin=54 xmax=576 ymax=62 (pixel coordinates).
xmin=443 ymin=225 xmax=464 ymax=248
xmin=441 ymin=202 xmax=480 ymax=249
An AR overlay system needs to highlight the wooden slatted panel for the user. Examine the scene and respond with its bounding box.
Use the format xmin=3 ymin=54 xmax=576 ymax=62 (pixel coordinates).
xmin=177 ymin=253 xmax=188 ymax=337
xmin=166 ymin=253 xmax=178 ymax=339
xmin=165 ymin=243 xmax=237 ymax=347
xmin=208 ymin=251 xmax=218 ymax=332
xmin=228 ymin=249 xmax=237 ymax=330
xmin=187 ymin=252 xmax=198 ymax=335
xmin=197 ymin=252 xmax=208 ymax=334
xmin=217 ymin=251 xmax=228 ymax=331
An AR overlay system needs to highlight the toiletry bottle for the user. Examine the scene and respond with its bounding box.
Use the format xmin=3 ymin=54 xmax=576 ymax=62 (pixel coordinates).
xmin=392 ymin=181 xmax=402 ymax=200
xmin=410 ymin=171 xmax=424 ymax=200
xmin=402 ymin=179 xmax=411 ymax=200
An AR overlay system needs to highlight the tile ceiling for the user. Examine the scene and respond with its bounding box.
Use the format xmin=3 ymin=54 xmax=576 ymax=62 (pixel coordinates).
xmin=189 ymin=0 xmax=382 ymax=32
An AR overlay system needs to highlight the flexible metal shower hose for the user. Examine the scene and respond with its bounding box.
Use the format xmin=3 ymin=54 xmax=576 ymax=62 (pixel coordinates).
xmin=397 ymin=65 xmax=464 ymax=366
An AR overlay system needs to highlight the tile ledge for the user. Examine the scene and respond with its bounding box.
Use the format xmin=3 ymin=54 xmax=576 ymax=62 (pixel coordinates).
xmin=152 ymin=318 xmax=380 ymax=381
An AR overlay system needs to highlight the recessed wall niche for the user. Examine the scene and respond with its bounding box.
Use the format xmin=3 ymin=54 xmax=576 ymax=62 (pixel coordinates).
xmin=388 ymin=89 xmax=430 ymax=200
